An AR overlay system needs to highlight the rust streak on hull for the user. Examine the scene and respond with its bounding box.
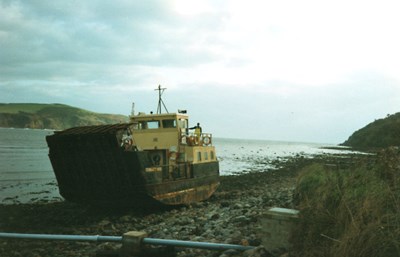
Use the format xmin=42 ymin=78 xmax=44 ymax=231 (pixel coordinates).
xmin=151 ymin=181 xmax=219 ymax=205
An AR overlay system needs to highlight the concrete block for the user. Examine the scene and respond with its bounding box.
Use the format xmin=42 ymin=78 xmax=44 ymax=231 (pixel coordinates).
xmin=120 ymin=231 xmax=148 ymax=257
xmin=259 ymin=207 xmax=299 ymax=251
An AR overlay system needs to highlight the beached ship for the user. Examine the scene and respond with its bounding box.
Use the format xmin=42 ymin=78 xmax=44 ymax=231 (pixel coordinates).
xmin=46 ymin=86 xmax=219 ymax=206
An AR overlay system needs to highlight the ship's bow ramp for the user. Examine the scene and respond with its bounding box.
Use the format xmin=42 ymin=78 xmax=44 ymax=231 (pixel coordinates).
xmin=46 ymin=123 xmax=151 ymax=205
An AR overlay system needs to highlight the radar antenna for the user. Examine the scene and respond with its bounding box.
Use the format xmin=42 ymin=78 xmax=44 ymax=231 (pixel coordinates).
xmin=155 ymin=85 xmax=169 ymax=114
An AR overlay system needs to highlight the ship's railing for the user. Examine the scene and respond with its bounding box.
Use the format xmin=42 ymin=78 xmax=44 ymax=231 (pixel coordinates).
xmin=0 ymin=231 xmax=254 ymax=256
xmin=180 ymin=132 xmax=213 ymax=146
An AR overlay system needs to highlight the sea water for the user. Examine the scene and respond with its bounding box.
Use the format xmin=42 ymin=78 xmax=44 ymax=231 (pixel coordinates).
xmin=214 ymin=138 xmax=355 ymax=175
xmin=0 ymin=128 xmax=58 ymax=203
xmin=0 ymin=128 xmax=358 ymax=204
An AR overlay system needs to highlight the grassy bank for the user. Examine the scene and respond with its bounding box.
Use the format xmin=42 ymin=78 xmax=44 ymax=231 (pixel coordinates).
xmin=292 ymin=148 xmax=400 ymax=257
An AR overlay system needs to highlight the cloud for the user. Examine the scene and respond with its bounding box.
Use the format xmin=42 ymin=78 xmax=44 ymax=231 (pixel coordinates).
xmin=0 ymin=0 xmax=226 ymax=85
xmin=1 ymin=0 xmax=400 ymax=143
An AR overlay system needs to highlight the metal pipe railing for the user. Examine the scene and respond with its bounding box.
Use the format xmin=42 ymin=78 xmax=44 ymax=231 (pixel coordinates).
xmin=0 ymin=232 xmax=121 ymax=242
xmin=0 ymin=232 xmax=255 ymax=251
xmin=142 ymin=238 xmax=254 ymax=251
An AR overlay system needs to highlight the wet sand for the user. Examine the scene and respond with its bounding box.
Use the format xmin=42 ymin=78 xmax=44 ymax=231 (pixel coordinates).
xmin=0 ymin=179 xmax=61 ymax=204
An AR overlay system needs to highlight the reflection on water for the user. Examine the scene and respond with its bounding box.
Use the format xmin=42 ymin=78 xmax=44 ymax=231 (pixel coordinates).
xmin=0 ymin=128 xmax=54 ymax=180
xmin=214 ymin=137 xmax=360 ymax=175
xmin=0 ymin=128 xmax=58 ymax=203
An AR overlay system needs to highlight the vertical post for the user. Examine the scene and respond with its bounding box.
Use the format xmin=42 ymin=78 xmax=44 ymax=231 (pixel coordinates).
xmin=120 ymin=231 xmax=148 ymax=257
xmin=155 ymin=85 xmax=168 ymax=114
xmin=157 ymin=85 xmax=162 ymax=114
xmin=131 ymin=102 xmax=135 ymax=116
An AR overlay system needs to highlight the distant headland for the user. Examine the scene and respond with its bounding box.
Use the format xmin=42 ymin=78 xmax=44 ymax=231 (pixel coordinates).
xmin=0 ymin=103 xmax=128 ymax=130
xmin=341 ymin=112 xmax=400 ymax=149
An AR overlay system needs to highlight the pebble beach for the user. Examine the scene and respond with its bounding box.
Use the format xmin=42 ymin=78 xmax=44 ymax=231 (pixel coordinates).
xmin=0 ymin=156 xmax=318 ymax=257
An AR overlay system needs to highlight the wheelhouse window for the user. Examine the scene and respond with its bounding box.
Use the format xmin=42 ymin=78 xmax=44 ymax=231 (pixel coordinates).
xmin=162 ymin=119 xmax=176 ymax=128
xmin=147 ymin=121 xmax=160 ymax=129
xmin=138 ymin=120 xmax=160 ymax=129
xmin=138 ymin=121 xmax=147 ymax=129
xmin=197 ymin=151 xmax=202 ymax=162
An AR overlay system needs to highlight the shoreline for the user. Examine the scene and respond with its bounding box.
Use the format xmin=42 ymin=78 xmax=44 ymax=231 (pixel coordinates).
xmin=0 ymin=148 xmax=360 ymax=205
xmin=0 ymin=153 xmax=364 ymax=257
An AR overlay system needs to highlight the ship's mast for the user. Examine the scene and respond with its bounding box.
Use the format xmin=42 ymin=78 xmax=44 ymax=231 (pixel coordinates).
xmin=155 ymin=85 xmax=169 ymax=114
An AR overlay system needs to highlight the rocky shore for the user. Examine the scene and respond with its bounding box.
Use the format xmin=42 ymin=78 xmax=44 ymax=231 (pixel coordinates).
xmin=0 ymin=155 xmax=341 ymax=257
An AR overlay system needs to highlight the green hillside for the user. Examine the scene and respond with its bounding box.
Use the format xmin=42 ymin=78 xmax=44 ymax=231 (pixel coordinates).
xmin=342 ymin=112 xmax=400 ymax=148
xmin=0 ymin=103 xmax=128 ymax=130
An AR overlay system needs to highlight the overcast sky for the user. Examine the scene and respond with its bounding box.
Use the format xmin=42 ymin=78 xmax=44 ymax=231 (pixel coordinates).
xmin=1 ymin=0 xmax=399 ymax=143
